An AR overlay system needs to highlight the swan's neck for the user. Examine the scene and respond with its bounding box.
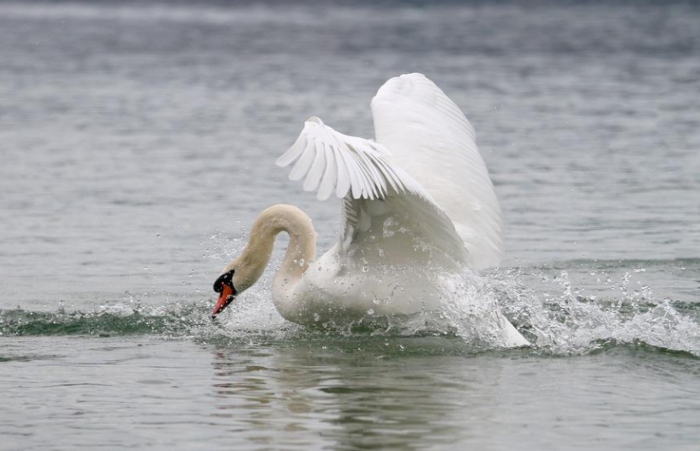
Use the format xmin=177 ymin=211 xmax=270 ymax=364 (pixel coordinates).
xmin=237 ymin=204 xmax=316 ymax=293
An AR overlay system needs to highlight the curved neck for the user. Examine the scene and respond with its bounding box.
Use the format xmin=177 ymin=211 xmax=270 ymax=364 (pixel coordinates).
xmin=239 ymin=204 xmax=316 ymax=290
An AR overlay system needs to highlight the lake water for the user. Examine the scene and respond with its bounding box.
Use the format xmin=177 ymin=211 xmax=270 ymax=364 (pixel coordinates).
xmin=1 ymin=0 xmax=700 ymax=449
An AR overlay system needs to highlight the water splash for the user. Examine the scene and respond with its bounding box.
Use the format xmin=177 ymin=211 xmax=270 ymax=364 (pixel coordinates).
xmin=202 ymin=262 xmax=700 ymax=356
xmin=3 ymin=263 xmax=698 ymax=357
xmin=493 ymin=267 xmax=700 ymax=356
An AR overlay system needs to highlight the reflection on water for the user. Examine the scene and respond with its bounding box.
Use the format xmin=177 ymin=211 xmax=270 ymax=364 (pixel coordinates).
xmin=207 ymin=341 xmax=700 ymax=450
xmin=2 ymin=335 xmax=700 ymax=450
xmin=210 ymin=342 xmax=507 ymax=449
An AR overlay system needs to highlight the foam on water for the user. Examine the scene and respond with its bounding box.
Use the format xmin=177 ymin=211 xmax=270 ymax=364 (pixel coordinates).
xmin=3 ymin=266 xmax=698 ymax=357
xmin=495 ymin=268 xmax=700 ymax=356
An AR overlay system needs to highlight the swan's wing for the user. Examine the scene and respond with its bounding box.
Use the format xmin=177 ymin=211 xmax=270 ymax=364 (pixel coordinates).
xmin=276 ymin=117 xmax=469 ymax=264
xmin=371 ymin=73 xmax=503 ymax=268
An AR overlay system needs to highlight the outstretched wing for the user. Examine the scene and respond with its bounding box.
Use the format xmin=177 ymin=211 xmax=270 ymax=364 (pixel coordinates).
xmin=371 ymin=73 xmax=503 ymax=268
xmin=276 ymin=116 xmax=423 ymax=201
xmin=276 ymin=117 xmax=469 ymax=265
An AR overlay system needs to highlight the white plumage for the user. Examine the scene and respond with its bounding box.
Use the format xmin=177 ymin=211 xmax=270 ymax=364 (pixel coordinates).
xmin=276 ymin=73 xmax=503 ymax=269
xmin=213 ymin=73 xmax=527 ymax=348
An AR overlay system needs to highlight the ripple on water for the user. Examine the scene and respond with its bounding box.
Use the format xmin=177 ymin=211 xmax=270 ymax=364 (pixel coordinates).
xmin=3 ymin=265 xmax=699 ymax=358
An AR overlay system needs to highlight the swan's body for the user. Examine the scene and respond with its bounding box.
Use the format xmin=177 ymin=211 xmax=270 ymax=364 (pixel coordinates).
xmin=212 ymin=73 xmax=529 ymax=347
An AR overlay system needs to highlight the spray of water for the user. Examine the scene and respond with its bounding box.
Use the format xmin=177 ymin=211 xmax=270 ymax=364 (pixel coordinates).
xmin=3 ymin=231 xmax=698 ymax=357
xmin=492 ymin=267 xmax=700 ymax=356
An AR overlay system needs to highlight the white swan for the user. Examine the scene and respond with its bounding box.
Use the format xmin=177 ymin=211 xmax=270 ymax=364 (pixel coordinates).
xmin=212 ymin=73 xmax=528 ymax=347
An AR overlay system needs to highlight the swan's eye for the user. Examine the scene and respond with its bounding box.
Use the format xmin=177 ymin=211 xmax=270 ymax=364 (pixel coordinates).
xmin=213 ymin=269 xmax=235 ymax=293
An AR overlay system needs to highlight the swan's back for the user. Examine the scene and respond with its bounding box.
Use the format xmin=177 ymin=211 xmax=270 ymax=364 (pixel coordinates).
xmin=371 ymin=73 xmax=503 ymax=268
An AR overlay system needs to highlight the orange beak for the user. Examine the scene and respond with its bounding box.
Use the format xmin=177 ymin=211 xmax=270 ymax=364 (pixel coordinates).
xmin=211 ymin=284 xmax=235 ymax=318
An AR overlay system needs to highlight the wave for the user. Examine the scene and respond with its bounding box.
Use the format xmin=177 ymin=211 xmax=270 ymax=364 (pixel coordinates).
xmin=0 ymin=302 xmax=210 ymax=338
xmin=494 ymin=267 xmax=700 ymax=357
xmin=2 ymin=268 xmax=699 ymax=357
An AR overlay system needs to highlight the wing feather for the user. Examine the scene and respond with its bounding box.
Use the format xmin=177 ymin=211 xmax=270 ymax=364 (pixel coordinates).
xmin=334 ymin=147 xmax=351 ymax=199
xmin=317 ymin=146 xmax=338 ymax=201
xmin=276 ymin=74 xmax=504 ymax=270
xmin=277 ymin=116 xmax=424 ymax=202
xmin=339 ymin=147 xmax=364 ymax=199
xmin=288 ymin=138 xmax=316 ymax=181
xmin=276 ymin=115 xmax=469 ymax=265
xmin=275 ymin=133 xmax=307 ymax=167
xmin=353 ymin=145 xmax=386 ymax=198
xmin=371 ymin=73 xmax=503 ymax=268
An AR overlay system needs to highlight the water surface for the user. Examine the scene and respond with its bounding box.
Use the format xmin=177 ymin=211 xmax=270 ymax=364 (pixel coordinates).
xmin=1 ymin=1 xmax=699 ymax=449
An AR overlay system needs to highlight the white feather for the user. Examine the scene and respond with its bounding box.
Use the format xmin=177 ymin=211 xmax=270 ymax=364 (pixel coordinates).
xmin=241 ymin=74 xmax=527 ymax=347
xmin=371 ymin=73 xmax=503 ymax=268
xmin=276 ymin=73 xmax=503 ymax=269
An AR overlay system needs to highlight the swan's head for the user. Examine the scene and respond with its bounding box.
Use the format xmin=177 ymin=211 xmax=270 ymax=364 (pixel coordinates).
xmin=211 ymin=268 xmax=237 ymax=318
xmin=210 ymin=253 xmax=268 ymax=318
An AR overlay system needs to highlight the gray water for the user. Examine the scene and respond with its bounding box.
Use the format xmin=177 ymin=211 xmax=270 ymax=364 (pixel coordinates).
xmin=1 ymin=0 xmax=700 ymax=449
